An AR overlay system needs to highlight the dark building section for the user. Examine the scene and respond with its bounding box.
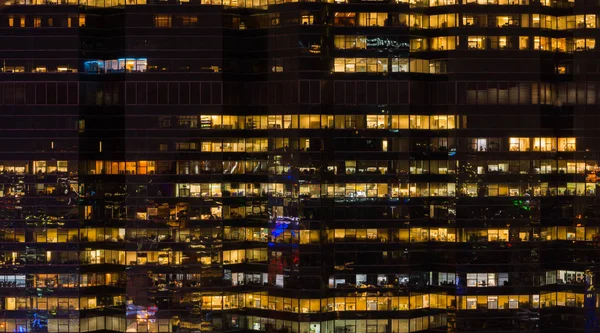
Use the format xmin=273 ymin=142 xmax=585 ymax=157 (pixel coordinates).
xmin=1 ymin=0 xmax=600 ymax=332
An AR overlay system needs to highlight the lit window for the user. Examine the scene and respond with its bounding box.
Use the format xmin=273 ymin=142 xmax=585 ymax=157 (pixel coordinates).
xmin=180 ymin=16 xmax=198 ymax=26
xmin=558 ymin=138 xmax=576 ymax=151
xmin=532 ymin=14 xmax=541 ymax=27
xmin=333 ymin=58 xmax=388 ymax=73
xmin=467 ymin=36 xmax=485 ymax=50
xmin=496 ymin=15 xmax=519 ymax=27
xmin=467 ymin=273 xmax=501 ymax=287
xmin=585 ymin=15 xmax=596 ymax=28
xmin=358 ymin=13 xmax=387 ymax=27
xmin=429 ymin=14 xmax=457 ymax=28
xmin=271 ymin=58 xmax=283 ymax=72
xmin=176 ymin=142 xmax=198 ymax=151
xmin=554 ymin=38 xmax=566 ymax=52
xmin=367 ymin=58 xmax=387 ymax=72
xmin=409 ymin=13 xmax=427 ymax=28
xmin=532 ymin=137 xmax=556 ymax=151
xmin=410 ymin=115 xmax=429 ymax=129
xmin=574 ymin=38 xmax=595 ymax=51
xmin=430 ymin=115 xmax=455 ymax=129
xmin=466 ymin=297 xmax=477 ymax=309
xmin=102 ymin=58 xmax=146 ymax=72
xmin=429 ymin=60 xmax=447 ymax=74
xmin=533 ymin=36 xmax=551 ymax=50
xmin=409 ymin=59 xmax=429 ymax=73
xmin=430 ymin=36 xmax=456 ymax=50
xmin=299 ymin=115 xmax=321 ymax=129
xmin=154 ymin=15 xmax=172 ymax=28
xmin=269 ymin=13 xmax=279 ymax=26
xmin=498 ymin=36 xmax=508 ymax=49
xmin=333 ymin=35 xmax=366 ymax=50
xmin=391 ymin=58 xmax=408 ymax=72
xmin=333 ymin=12 xmax=356 ymax=27
xmin=301 ymin=15 xmax=314 ymax=25
xmin=462 ymin=15 xmax=476 ymax=26
xmin=488 ymin=229 xmax=509 ymax=241
xmin=410 ymin=38 xmax=426 ymax=51
xmin=509 ymin=137 xmax=530 ymax=151
xmin=429 ymin=0 xmax=456 ymax=6
xmin=366 ymin=115 xmax=388 ymax=129
xmin=519 ymin=36 xmax=529 ymax=50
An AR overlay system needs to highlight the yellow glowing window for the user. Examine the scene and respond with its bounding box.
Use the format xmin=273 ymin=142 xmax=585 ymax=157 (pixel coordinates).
xmin=301 ymin=15 xmax=314 ymax=25
xmin=154 ymin=15 xmax=172 ymax=28
xmin=585 ymin=15 xmax=596 ymax=28
xmin=509 ymin=137 xmax=530 ymax=151
xmin=410 ymin=115 xmax=429 ymax=129
xmin=430 ymin=115 xmax=455 ymax=129
xmin=558 ymin=137 xmax=576 ymax=151
xmin=532 ymin=137 xmax=556 ymax=151
xmin=519 ymin=36 xmax=529 ymax=50
xmin=467 ymin=36 xmax=485 ymax=50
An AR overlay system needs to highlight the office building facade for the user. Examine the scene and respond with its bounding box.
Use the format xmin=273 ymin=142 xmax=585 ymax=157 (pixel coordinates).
xmin=1 ymin=0 xmax=600 ymax=332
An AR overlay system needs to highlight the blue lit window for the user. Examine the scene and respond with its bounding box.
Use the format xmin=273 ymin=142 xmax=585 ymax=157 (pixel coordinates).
xmin=83 ymin=60 xmax=104 ymax=73
xmin=84 ymin=58 xmax=147 ymax=73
